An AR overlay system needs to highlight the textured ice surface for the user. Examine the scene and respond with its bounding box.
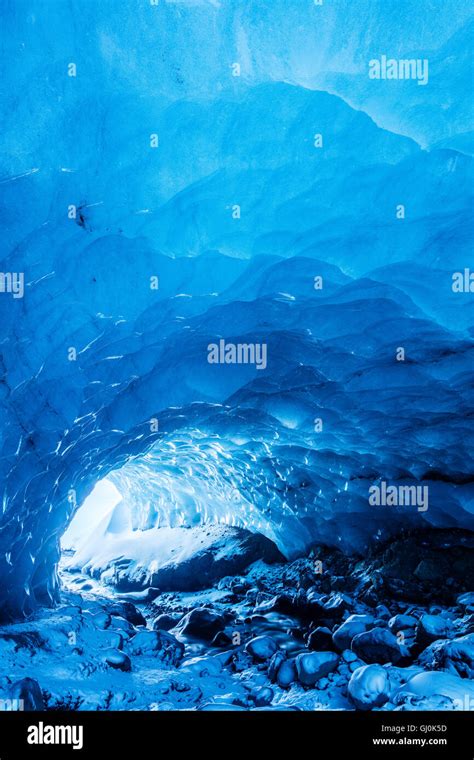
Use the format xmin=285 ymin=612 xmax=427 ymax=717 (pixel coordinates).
xmin=0 ymin=0 xmax=473 ymax=621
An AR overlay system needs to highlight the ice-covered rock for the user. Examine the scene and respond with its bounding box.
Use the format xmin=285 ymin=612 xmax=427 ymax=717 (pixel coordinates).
xmin=348 ymin=665 xmax=391 ymax=711
xmin=180 ymin=655 xmax=223 ymax=677
xmin=102 ymin=648 xmax=132 ymax=672
xmin=67 ymin=524 xmax=283 ymax=593
xmin=417 ymin=633 xmax=474 ymax=678
xmin=394 ymin=671 xmax=474 ymax=708
xmin=127 ymin=630 xmax=184 ymax=665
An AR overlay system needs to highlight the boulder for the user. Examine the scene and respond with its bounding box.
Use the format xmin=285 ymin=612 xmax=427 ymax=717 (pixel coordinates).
xmin=245 ymin=636 xmax=279 ymax=662
xmin=250 ymin=686 xmax=274 ymax=707
xmin=395 ymin=670 xmax=474 ymax=707
xmin=268 ymin=650 xmax=287 ymax=682
xmin=417 ymin=633 xmax=474 ymax=678
xmin=351 ymin=627 xmax=404 ymax=664
xmin=103 ymin=648 xmax=132 ymax=672
xmin=306 ymin=591 xmax=347 ymax=621
xmin=415 ymin=614 xmax=450 ymax=647
xmin=388 ymin=614 xmax=417 ymax=633
xmin=210 ymin=631 xmax=232 ymax=647
xmin=109 ymin=615 xmax=136 ymax=634
xmin=109 ymin=601 xmax=146 ymax=627
xmin=72 ymin=524 xmax=284 ymax=592
xmin=128 ymin=630 xmax=184 ymax=665
xmin=307 ymin=626 xmax=335 ymax=651
xmin=348 ymin=664 xmax=391 ymax=710
xmin=177 ymin=608 xmax=225 ymax=640
xmin=457 ymin=592 xmax=474 ymax=613
xmin=333 ymin=615 xmax=374 ymax=651
xmin=153 ymin=614 xmax=179 ymax=631
xmin=363 ymin=530 xmax=474 ymax=603
xmin=276 ymin=658 xmax=297 ymax=689
xmin=295 ymin=651 xmax=339 ymax=686
xmin=91 ymin=611 xmax=111 ymax=629
xmin=8 ymin=678 xmax=44 ymax=711
xmin=181 ymin=655 xmax=223 ymax=677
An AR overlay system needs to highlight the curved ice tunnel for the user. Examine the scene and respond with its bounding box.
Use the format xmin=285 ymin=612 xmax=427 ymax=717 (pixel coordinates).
xmin=0 ymin=0 xmax=473 ymax=620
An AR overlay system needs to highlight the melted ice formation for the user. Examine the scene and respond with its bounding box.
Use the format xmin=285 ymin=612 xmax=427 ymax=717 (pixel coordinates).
xmin=0 ymin=1 xmax=473 ymax=619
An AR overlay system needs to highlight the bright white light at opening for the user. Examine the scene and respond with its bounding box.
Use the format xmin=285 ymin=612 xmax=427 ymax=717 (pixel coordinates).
xmin=61 ymin=479 xmax=122 ymax=552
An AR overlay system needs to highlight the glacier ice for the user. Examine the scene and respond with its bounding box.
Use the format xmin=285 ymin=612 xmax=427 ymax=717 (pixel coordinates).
xmin=0 ymin=0 xmax=472 ymax=643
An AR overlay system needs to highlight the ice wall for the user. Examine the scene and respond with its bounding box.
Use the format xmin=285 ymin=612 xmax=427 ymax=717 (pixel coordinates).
xmin=0 ymin=0 xmax=473 ymax=619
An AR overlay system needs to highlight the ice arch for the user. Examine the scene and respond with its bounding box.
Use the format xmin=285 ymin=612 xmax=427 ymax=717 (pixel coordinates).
xmin=0 ymin=0 xmax=473 ymax=621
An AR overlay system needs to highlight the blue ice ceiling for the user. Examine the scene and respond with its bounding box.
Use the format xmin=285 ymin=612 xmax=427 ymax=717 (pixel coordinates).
xmin=0 ymin=0 xmax=473 ymax=620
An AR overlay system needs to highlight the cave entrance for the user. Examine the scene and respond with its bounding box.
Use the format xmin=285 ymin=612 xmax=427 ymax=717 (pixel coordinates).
xmin=61 ymin=478 xmax=123 ymax=555
xmin=57 ymin=439 xmax=284 ymax=599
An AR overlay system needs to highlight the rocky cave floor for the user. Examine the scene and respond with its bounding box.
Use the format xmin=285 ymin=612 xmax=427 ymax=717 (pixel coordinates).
xmin=0 ymin=528 xmax=473 ymax=712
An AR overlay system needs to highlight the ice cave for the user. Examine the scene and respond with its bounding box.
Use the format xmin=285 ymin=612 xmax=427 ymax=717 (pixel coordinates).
xmin=0 ymin=0 xmax=473 ymax=713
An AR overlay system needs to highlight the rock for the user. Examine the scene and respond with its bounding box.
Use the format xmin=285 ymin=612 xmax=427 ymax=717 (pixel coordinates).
xmin=415 ymin=614 xmax=450 ymax=646
xmin=217 ymin=576 xmax=251 ymax=594
xmin=276 ymin=658 xmax=297 ymax=689
xmin=375 ymin=605 xmax=391 ymax=621
xmin=333 ymin=615 xmax=374 ymax=651
xmin=394 ymin=670 xmax=474 ymax=707
xmin=348 ymin=664 xmax=391 ymax=710
xmin=306 ymin=591 xmax=347 ymax=621
xmin=268 ymin=651 xmax=287 ymax=682
xmin=181 ymin=655 xmax=223 ymax=677
xmin=109 ymin=602 xmax=146 ymax=627
xmin=8 ymin=678 xmax=44 ymax=711
xmin=417 ymin=633 xmax=474 ymax=678
xmin=307 ymin=626 xmax=335 ymax=651
xmin=342 ymin=649 xmax=358 ymax=663
xmin=83 ymin=525 xmax=284 ymax=592
xmin=177 ymin=608 xmax=225 ymax=640
xmin=103 ymin=648 xmax=131 ymax=672
xmin=245 ymin=635 xmax=279 ymax=662
xmin=153 ymin=614 xmax=179 ymax=631
xmin=91 ymin=611 xmax=111 ymax=629
xmin=295 ymin=652 xmax=339 ymax=686
xmin=128 ymin=630 xmax=184 ymax=665
xmin=250 ymin=686 xmax=274 ymax=707
xmin=109 ymin=615 xmax=136 ymax=634
xmin=457 ymin=614 xmax=474 ymax=636
xmin=388 ymin=614 xmax=417 ymax=633
xmin=364 ymin=530 xmax=474 ymax=604
xmin=254 ymin=595 xmax=282 ymax=613
xmin=95 ymin=629 xmax=124 ymax=650
xmin=456 ymin=592 xmax=474 ymax=613
xmin=211 ymin=631 xmax=232 ymax=647
xmin=352 ymin=627 xmax=404 ymax=664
